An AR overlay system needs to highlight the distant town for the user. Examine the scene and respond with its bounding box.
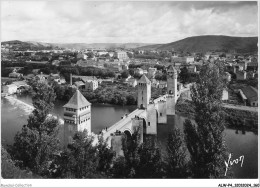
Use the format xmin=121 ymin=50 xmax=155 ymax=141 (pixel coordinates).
xmin=1 ymin=39 xmax=258 ymax=108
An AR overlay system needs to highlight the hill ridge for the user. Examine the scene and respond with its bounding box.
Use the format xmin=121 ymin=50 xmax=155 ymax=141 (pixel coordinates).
xmin=136 ymin=35 xmax=258 ymax=53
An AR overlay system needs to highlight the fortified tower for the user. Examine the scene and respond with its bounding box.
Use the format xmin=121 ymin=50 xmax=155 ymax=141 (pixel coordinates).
xmin=167 ymin=65 xmax=177 ymax=98
xmin=166 ymin=65 xmax=177 ymax=116
xmin=137 ymin=74 xmax=151 ymax=109
xmin=63 ymin=89 xmax=91 ymax=147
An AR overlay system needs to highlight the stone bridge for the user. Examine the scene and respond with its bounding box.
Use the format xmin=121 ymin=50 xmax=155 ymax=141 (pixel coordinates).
xmin=103 ymin=108 xmax=147 ymax=138
xmin=100 ymin=87 xmax=191 ymax=146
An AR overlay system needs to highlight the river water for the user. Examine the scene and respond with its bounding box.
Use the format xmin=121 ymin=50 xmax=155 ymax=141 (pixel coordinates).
xmin=1 ymin=94 xmax=258 ymax=178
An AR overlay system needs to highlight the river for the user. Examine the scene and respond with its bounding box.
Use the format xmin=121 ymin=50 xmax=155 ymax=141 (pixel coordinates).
xmin=1 ymin=94 xmax=258 ymax=179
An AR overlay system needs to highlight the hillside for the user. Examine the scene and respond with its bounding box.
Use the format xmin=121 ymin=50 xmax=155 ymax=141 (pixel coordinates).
xmin=1 ymin=40 xmax=53 ymax=50
xmin=50 ymin=43 xmax=155 ymax=50
xmin=137 ymin=35 xmax=258 ymax=53
xmin=136 ymin=44 xmax=163 ymax=51
xmin=2 ymin=40 xmax=155 ymax=50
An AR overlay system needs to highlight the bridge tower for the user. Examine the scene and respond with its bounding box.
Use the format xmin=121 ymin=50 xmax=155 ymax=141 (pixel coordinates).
xmin=63 ymin=89 xmax=91 ymax=147
xmin=137 ymin=74 xmax=151 ymax=109
xmin=167 ymin=65 xmax=177 ymax=98
xmin=166 ymin=65 xmax=177 ymax=116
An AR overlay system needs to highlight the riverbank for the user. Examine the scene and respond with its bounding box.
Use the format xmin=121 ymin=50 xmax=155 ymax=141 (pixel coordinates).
xmin=176 ymin=100 xmax=258 ymax=133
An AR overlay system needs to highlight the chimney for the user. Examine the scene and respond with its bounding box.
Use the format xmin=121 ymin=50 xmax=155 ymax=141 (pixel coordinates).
xmin=70 ymin=73 xmax=72 ymax=86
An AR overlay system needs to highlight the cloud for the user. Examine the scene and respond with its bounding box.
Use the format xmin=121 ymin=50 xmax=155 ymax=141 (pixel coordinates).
xmin=1 ymin=1 xmax=258 ymax=43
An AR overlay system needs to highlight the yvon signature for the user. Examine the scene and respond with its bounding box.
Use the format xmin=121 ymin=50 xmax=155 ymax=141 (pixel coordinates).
xmin=224 ymin=153 xmax=244 ymax=176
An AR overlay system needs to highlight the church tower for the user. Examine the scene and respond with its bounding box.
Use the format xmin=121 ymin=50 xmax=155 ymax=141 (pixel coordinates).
xmin=137 ymin=74 xmax=151 ymax=109
xmin=63 ymin=89 xmax=91 ymax=147
xmin=166 ymin=65 xmax=177 ymax=116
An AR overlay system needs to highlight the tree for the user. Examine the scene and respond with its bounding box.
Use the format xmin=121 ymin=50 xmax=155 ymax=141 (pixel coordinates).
xmin=1 ymin=146 xmax=40 ymax=179
xmin=1 ymin=68 xmax=13 ymax=77
xmin=53 ymin=131 xmax=109 ymax=178
xmin=127 ymin=52 xmax=133 ymax=58
xmin=67 ymin=131 xmax=101 ymax=178
xmin=129 ymin=68 xmax=135 ymax=76
xmin=179 ymin=66 xmax=190 ymax=84
xmin=154 ymin=64 xmax=165 ymax=71
xmin=121 ymin=70 xmax=129 ymax=79
xmin=111 ymin=131 xmax=163 ymax=178
xmin=183 ymin=62 xmax=230 ymax=178
xmin=86 ymin=52 xmax=94 ymax=59
xmin=63 ymin=86 xmax=76 ymax=101
xmin=126 ymin=95 xmax=136 ymax=105
xmin=8 ymin=79 xmax=60 ymax=176
xmin=96 ymin=136 xmax=114 ymax=174
xmin=165 ymin=128 xmax=189 ymax=178
xmin=133 ymin=73 xmax=142 ymax=79
xmin=20 ymin=64 xmax=33 ymax=75
xmin=134 ymin=137 xmax=163 ymax=178
xmin=106 ymin=71 xmax=116 ymax=78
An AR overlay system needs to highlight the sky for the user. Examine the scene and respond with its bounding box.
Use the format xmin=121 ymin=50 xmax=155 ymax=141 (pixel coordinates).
xmin=1 ymin=1 xmax=258 ymax=44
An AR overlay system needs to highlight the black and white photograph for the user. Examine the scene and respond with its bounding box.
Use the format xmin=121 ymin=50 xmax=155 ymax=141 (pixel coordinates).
xmin=0 ymin=0 xmax=259 ymax=187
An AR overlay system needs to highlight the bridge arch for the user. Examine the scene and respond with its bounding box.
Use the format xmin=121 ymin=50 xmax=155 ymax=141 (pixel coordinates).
xmin=123 ymin=129 xmax=132 ymax=141
xmin=123 ymin=128 xmax=132 ymax=136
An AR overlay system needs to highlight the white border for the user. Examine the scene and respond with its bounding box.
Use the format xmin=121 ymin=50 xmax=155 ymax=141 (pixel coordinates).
xmin=0 ymin=0 xmax=259 ymax=187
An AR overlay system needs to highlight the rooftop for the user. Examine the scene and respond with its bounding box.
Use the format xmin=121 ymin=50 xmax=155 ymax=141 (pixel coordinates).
xmin=138 ymin=74 xmax=151 ymax=84
xmin=241 ymin=86 xmax=258 ymax=101
xmin=63 ymin=89 xmax=91 ymax=109
xmin=167 ymin=65 xmax=177 ymax=72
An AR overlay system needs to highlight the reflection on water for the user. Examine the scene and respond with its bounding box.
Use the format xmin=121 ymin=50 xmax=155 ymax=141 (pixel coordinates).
xmin=1 ymin=94 xmax=258 ymax=178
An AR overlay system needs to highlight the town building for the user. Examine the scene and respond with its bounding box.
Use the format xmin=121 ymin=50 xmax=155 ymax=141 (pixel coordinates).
xmin=224 ymin=72 xmax=231 ymax=82
xmin=148 ymin=67 xmax=157 ymax=78
xmin=247 ymin=62 xmax=258 ymax=71
xmin=222 ymin=88 xmax=229 ymax=102
xmin=77 ymin=53 xmax=88 ymax=60
xmin=187 ymin=65 xmax=197 ymax=73
xmin=9 ymin=71 xmax=23 ymax=78
xmin=73 ymin=76 xmax=99 ymax=91
xmin=85 ymin=80 xmax=98 ymax=91
xmin=135 ymin=68 xmax=144 ymax=75
xmin=151 ymin=79 xmax=159 ymax=88
xmin=36 ymin=72 xmax=49 ymax=82
xmin=114 ymin=51 xmax=128 ymax=60
xmin=74 ymin=81 xmax=85 ymax=89
xmin=239 ymin=86 xmax=258 ymax=106
xmin=52 ymin=60 xmax=61 ymax=66
xmin=158 ymin=81 xmax=167 ymax=89
xmin=97 ymin=51 xmax=108 ymax=56
xmin=247 ymin=71 xmax=256 ymax=79
xmin=186 ymin=56 xmax=195 ymax=63
xmin=238 ymin=61 xmax=248 ymax=70
xmin=127 ymin=77 xmax=137 ymax=87
xmin=236 ymin=71 xmax=247 ymax=80
xmin=171 ymin=56 xmax=187 ymax=64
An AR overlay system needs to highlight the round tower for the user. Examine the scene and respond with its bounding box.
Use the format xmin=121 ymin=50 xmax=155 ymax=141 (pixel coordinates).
xmin=137 ymin=74 xmax=151 ymax=109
